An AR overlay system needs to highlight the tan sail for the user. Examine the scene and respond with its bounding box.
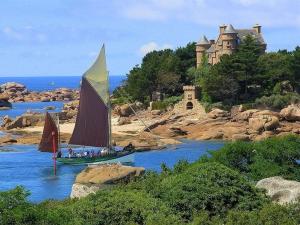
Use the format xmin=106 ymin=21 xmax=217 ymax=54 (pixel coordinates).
xmin=69 ymin=45 xmax=110 ymax=147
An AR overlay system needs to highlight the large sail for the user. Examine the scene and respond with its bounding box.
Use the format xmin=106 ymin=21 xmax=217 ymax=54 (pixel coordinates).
xmin=69 ymin=45 xmax=110 ymax=147
xmin=39 ymin=112 xmax=58 ymax=152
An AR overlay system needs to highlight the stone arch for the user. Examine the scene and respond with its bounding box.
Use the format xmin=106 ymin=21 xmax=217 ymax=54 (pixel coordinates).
xmin=186 ymin=102 xmax=193 ymax=110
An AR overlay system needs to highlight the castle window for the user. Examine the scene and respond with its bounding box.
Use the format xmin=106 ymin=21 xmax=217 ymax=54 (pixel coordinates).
xmin=187 ymin=94 xmax=192 ymax=100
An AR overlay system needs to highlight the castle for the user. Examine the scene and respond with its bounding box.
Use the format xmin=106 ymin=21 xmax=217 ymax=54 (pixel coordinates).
xmin=196 ymin=24 xmax=266 ymax=67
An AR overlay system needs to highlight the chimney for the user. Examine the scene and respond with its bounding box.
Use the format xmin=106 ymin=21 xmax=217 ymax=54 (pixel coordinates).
xmin=253 ymin=24 xmax=261 ymax=34
xmin=219 ymin=24 xmax=226 ymax=34
xmin=210 ymin=40 xmax=215 ymax=45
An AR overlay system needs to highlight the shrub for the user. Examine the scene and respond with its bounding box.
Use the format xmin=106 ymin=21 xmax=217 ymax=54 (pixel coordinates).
xmin=254 ymin=93 xmax=300 ymax=110
xmin=210 ymin=135 xmax=300 ymax=181
xmin=151 ymin=95 xmax=182 ymax=110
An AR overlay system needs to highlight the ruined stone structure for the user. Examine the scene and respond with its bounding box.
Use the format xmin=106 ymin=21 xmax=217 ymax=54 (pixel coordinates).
xmin=173 ymin=86 xmax=206 ymax=116
xmin=196 ymin=24 xmax=266 ymax=67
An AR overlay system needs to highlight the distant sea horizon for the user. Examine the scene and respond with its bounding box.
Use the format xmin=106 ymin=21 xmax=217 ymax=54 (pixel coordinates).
xmin=0 ymin=75 xmax=126 ymax=92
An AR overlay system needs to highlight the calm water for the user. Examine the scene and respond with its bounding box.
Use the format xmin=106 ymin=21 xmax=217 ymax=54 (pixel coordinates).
xmin=0 ymin=140 xmax=224 ymax=202
xmin=0 ymin=76 xmax=125 ymax=92
xmin=0 ymin=101 xmax=64 ymax=118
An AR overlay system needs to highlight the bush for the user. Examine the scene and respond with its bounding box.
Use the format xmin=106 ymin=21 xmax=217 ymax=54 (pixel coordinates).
xmin=151 ymin=96 xmax=182 ymax=110
xmin=129 ymin=162 xmax=268 ymax=220
xmin=254 ymin=93 xmax=300 ymax=109
xmin=210 ymin=135 xmax=300 ymax=181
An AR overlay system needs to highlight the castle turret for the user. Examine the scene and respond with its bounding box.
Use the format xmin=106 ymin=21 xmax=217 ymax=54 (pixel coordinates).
xmin=196 ymin=35 xmax=211 ymax=68
xmin=221 ymin=24 xmax=238 ymax=55
xmin=253 ymin=24 xmax=261 ymax=34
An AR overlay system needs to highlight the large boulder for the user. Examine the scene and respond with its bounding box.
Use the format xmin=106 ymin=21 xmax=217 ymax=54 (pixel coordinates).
xmin=280 ymin=105 xmax=300 ymax=121
xmin=71 ymin=164 xmax=145 ymax=198
xmin=115 ymin=103 xmax=143 ymax=117
xmin=207 ymin=109 xmax=229 ymax=119
xmin=118 ymin=117 xmax=131 ymax=125
xmin=249 ymin=115 xmax=279 ymax=132
xmin=256 ymin=176 xmax=300 ymax=204
xmin=0 ymin=82 xmax=26 ymax=92
xmin=4 ymin=114 xmax=44 ymax=130
xmin=234 ymin=109 xmax=259 ymax=121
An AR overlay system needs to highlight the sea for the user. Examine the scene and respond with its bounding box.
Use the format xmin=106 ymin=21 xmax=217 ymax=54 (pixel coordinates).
xmin=0 ymin=76 xmax=225 ymax=202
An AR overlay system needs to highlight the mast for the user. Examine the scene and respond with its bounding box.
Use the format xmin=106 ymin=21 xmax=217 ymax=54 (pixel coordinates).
xmin=108 ymin=71 xmax=112 ymax=149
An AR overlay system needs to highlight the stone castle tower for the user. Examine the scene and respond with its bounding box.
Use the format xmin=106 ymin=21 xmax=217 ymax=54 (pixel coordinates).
xmin=196 ymin=24 xmax=266 ymax=67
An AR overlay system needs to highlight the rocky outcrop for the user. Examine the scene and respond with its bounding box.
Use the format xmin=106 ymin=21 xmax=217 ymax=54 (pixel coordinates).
xmin=280 ymin=104 xmax=300 ymax=121
xmin=114 ymin=102 xmax=143 ymax=117
xmin=207 ymin=109 xmax=230 ymax=119
xmin=70 ymin=164 xmax=145 ymax=198
xmin=2 ymin=113 xmax=44 ymax=130
xmin=118 ymin=117 xmax=131 ymax=125
xmin=249 ymin=115 xmax=279 ymax=132
xmin=0 ymin=82 xmax=79 ymax=103
xmin=256 ymin=176 xmax=300 ymax=204
xmin=0 ymin=93 xmax=12 ymax=109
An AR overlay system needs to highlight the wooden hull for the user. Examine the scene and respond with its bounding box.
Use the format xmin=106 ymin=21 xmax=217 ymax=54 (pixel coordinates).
xmin=57 ymin=151 xmax=134 ymax=165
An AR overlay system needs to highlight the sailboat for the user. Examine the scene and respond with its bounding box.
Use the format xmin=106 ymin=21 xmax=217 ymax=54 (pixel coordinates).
xmin=38 ymin=112 xmax=59 ymax=174
xmin=39 ymin=45 xmax=134 ymax=165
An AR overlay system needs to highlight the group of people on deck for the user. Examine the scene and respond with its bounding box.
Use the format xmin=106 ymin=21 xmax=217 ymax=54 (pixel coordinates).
xmin=56 ymin=142 xmax=134 ymax=159
xmin=66 ymin=148 xmax=109 ymax=158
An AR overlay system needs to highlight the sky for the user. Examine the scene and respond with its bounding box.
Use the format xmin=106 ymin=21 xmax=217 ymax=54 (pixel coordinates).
xmin=0 ymin=0 xmax=299 ymax=77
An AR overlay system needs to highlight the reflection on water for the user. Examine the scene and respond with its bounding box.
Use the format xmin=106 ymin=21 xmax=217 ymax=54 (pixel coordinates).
xmin=0 ymin=140 xmax=224 ymax=202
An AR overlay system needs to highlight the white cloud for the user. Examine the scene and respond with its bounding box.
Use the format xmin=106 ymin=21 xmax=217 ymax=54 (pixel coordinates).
xmin=139 ymin=41 xmax=173 ymax=55
xmin=1 ymin=26 xmax=47 ymax=43
xmin=117 ymin=0 xmax=300 ymax=28
xmin=2 ymin=27 xmax=23 ymax=40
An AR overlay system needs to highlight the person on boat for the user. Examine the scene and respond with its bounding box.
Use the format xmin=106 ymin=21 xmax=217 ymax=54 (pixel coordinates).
xmin=123 ymin=142 xmax=134 ymax=152
xmin=57 ymin=151 xmax=62 ymax=158
xmin=68 ymin=148 xmax=73 ymax=158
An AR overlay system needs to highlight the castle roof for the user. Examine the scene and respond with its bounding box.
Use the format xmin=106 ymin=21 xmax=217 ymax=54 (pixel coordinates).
xmin=206 ymin=45 xmax=215 ymax=53
xmin=197 ymin=35 xmax=210 ymax=45
xmin=223 ymin=24 xmax=237 ymax=34
xmin=236 ymin=29 xmax=265 ymax=44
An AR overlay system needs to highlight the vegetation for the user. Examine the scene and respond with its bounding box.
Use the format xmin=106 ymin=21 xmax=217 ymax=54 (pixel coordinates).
xmin=2 ymin=135 xmax=300 ymax=224
xmin=121 ymin=37 xmax=299 ymax=110
xmin=191 ymin=37 xmax=300 ymax=107
xmin=151 ymin=96 xmax=182 ymax=110
xmin=122 ymin=43 xmax=196 ymax=104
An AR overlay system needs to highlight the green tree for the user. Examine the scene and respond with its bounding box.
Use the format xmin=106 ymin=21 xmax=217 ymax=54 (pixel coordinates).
xmin=230 ymin=35 xmax=262 ymax=97
xmin=257 ymin=51 xmax=294 ymax=95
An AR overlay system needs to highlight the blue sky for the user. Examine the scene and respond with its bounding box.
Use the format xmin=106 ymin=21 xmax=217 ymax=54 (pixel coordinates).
xmin=0 ymin=0 xmax=299 ymax=77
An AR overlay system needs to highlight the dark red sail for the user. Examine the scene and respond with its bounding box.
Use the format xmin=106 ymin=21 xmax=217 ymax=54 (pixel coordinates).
xmin=69 ymin=77 xmax=109 ymax=147
xmin=39 ymin=112 xmax=58 ymax=152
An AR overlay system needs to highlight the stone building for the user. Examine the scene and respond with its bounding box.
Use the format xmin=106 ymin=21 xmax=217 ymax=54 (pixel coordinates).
xmin=173 ymin=86 xmax=206 ymax=116
xmin=196 ymin=24 xmax=266 ymax=67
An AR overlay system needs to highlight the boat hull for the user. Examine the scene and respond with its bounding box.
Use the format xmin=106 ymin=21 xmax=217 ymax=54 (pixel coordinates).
xmin=57 ymin=151 xmax=134 ymax=165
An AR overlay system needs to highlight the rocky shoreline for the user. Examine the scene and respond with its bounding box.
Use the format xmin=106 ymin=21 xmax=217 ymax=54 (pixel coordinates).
xmin=0 ymin=82 xmax=79 ymax=107
xmin=0 ymin=82 xmax=299 ymax=149
xmin=0 ymin=100 xmax=299 ymax=149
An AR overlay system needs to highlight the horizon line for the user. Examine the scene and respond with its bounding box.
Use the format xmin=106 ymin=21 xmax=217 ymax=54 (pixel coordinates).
xmin=0 ymin=74 xmax=126 ymax=78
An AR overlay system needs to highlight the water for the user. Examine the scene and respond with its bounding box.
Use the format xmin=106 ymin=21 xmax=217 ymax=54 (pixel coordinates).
xmin=0 ymin=75 xmax=125 ymax=119
xmin=0 ymin=101 xmax=64 ymax=119
xmin=0 ymin=76 xmax=125 ymax=92
xmin=0 ymin=140 xmax=224 ymax=202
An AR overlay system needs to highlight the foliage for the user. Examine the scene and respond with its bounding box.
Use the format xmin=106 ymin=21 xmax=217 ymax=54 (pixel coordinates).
xmin=210 ymin=135 xmax=300 ymax=181
xmin=124 ymin=43 xmax=196 ymax=103
xmin=151 ymin=96 xmax=182 ymax=110
xmin=2 ymin=136 xmax=300 ymax=224
xmin=254 ymin=93 xmax=300 ymax=110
